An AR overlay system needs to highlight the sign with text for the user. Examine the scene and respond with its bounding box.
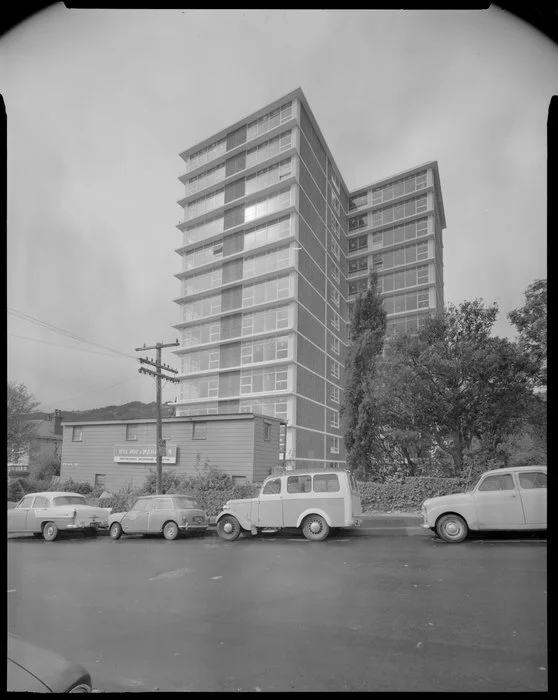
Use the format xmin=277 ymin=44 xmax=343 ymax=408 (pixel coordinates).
xmin=114 ymin=443 xmax=177 ymax=464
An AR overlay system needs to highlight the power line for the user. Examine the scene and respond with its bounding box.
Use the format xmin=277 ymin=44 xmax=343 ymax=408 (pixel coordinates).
xmin=8 ymin=333 xmax=133 ymax=358
xmin=8 ymin=307 xmax=137 ymax=360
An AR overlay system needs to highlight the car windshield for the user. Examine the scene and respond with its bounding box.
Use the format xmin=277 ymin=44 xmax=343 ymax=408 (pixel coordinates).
xmin=465 ymin=477 xmax=482 ymax=492
xmin=173 ymin=497 xmax=201 ymax=509
xmin=52 ymin=496 xmax=87 ymax=506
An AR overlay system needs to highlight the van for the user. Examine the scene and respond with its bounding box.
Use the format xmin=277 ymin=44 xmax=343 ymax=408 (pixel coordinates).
xmin=216 ymin=468 xmax=362 ymax=542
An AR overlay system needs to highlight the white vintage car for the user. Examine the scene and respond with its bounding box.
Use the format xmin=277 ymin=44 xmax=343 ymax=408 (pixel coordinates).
xmin=422 ymin=465 xmax=547 ymax=543
xmin=7 ymin=491 xmax=111 ymax=541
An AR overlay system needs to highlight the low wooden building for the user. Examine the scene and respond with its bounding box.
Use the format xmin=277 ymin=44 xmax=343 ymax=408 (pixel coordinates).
xmin=60 ymin=413 xmax=285 ymax=492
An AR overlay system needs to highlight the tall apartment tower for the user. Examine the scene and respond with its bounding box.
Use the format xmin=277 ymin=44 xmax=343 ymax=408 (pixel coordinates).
xmin=173 ymin=88 xmax=446 ymax=470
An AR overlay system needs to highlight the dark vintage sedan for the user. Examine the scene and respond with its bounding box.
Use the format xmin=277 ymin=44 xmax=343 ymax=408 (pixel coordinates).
xmin=7 ymin=633 xmax=94 ymax=693
xmin=108 ymin=494 xmax=209 ymax=540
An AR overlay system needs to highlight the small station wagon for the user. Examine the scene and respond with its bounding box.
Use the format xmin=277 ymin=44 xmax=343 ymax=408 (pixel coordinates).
xmin=216 ymin=468 xmax=362 ymax=542
xmin=109 ymin=494 xmax=208 ymax=541
xmin=422 ymin=465 xmax=547 ymax=543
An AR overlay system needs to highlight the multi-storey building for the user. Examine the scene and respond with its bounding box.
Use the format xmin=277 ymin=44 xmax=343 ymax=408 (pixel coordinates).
xmin=172 ymin=88 xmax=446 ymax=471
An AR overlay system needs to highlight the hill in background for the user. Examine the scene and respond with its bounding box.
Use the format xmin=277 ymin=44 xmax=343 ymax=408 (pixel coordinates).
xmin=30 ymin=401 xmax=176 ymax=423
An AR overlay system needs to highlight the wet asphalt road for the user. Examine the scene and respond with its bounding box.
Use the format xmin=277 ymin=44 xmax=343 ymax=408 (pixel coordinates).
xmin=7 ymin=516 xmax=547 ymax=692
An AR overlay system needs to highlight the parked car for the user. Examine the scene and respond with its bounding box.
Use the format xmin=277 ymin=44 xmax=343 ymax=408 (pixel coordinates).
xmin=7 ymin=633 xmax=94 ymax=692
xmin=108 ymin=494 xmax=209 ymax=540
xmin=7 ymin=492 xmax=111 ymax=541
xmin=422 ymin=465 xmax=547 ymax=543
xmin=216 ymin=468 xmax=362 ymax=542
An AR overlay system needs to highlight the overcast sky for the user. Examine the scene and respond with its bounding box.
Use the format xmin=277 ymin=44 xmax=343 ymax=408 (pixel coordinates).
xmin=2 ymin=6 xmax=554 ymax=412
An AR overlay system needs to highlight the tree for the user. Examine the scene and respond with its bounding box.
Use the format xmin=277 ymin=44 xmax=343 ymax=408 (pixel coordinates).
xmin=508 ymin=278 xmax=547 ymax=388
xmin=7 ymin=382 xmax=40 ymax=465
xmin=371 ymin=300 xmax=539 ymax=475
xmin=341 ymin=271 xmax=387 ymax=474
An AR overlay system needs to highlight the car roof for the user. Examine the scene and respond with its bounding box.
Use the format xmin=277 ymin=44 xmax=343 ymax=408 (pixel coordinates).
xmin=266 ymin=468 xmax=350 ymax=479
xmin=135 ymin=494 xmax=195 ymax=498
xmin=483 ymin=465 xmax=547 ymax=477
xmin=22 ymin=492 xmax=85 ymax=498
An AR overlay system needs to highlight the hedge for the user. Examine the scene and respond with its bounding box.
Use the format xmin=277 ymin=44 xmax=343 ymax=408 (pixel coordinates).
xmin=358 ymin=476 xmax=468 ymax=512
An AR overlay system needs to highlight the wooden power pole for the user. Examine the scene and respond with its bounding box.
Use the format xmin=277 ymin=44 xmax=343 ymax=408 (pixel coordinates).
xmin=135 ymin=340 xmax=180 ymax=494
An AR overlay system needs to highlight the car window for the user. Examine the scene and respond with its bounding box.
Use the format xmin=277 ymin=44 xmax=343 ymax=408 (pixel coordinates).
xmin=17 ymin=496 xmax=35 ymax=509
xmin=478 ymin=474 xmax=515 ymax=492
xmin=287 ymin=475 xmax=312 ymax=493
xmin=313 ymin=473 xmax=340 ymax=493
xmin=52 ymin=496 xmax=88 ymax=507
xmin=519 ymin=472 xmax=547 ymax=489
xmin=32 ymin=496 xmax=50 ymax=508
xmin=151 ymin=498 xmax=174 ymax=510
xmin=131 ymin=499 xmax=151 ymax=512
xmin=173 ymin=497 xmax=201 ymax=509
xmin=262 ymin=478 xmax=282 ymax=495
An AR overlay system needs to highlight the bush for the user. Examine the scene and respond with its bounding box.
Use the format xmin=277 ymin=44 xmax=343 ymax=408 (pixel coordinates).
xmin=357 ymin=476 xmax=468 ymax=512
xmin=55 ymin=479 xmax=94 ymax=495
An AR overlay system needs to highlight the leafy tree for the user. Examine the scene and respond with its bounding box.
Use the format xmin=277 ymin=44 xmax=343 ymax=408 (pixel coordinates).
xmin=341 ymin=271 xmax=387 ymax=474
xmin=7 ymin=381 xmax=40 ymax=465
xmin=508 ymin=278 xmax=547 ymax=388
xmin=371 ymin=300 xmax=538 ymax=475
xmin=34 ymin=455 xmax=61 ymax=481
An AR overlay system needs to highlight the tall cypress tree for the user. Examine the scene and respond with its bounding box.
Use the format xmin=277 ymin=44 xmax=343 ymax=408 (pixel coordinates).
xmin=341 ymin=271 xmax=387 ymax=473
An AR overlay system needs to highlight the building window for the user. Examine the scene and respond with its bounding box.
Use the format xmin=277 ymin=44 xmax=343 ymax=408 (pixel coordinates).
xmin=330 ymin=238 xmax=341 ymax=261
xmin=348 ymin=256 xmax=368 ymax=274
xmin=330 ymin=169 xmax=340 ymax=194
xmin=330 ymin=264 xmax=341 ymax=284
xmin=330 ymin=385 xmax=340 ymax=403
xmin=126 ymin=424 xmax=138 ymax=441
xmin=246 ymin=102 xmax=293 ymax=141
xmin=330 ymin=285 xmax=340 ymax=308
xmin=348 ymin=235 xmax=367 ymax=252
xmin=330 ymin=437 xmax=340 ymax=454
xmin=348 ymin=215 xmax=367 ymax=231
xmin=94 ymin=474 xmax=106 ymax=489
xmin=330 ymin=337 xmax=340 ymax=356
xmin=263 ymin=421 xmax=272 ymax=441
xmin=331 ymin=191 xmax=341 ymax=216
xmin=330 ymin=410 xmax=340 ymax=429
xmin=330 ymin=311 xmax=341 ymax=332
xmin=192 ymin=422 xmax=207 ymax=440
xmin=330 ymin=360 xmax=340 ymax=380
xmin=348 ymin=192 xmax=368 ymax=211
xmin=232 ymin=475 xmax=247 ymax=486
xmin=72 ymin=426 xmax=82 ymax=442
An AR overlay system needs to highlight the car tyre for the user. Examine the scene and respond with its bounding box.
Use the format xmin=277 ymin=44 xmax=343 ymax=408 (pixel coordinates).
xmin=217 ymin=515 xmax=242 ymax=541
xmin=163 ymin=521 xmax=179 ymax=541
xmin=42 ymin=522 xmax=59 ymax=542
xmin=302 ymin=514 xmax=330 ymax=542
xmin=436 ymin=514 xmax=468 ymax=543
xmin=109 ymin=522 xmax=123 ymax=540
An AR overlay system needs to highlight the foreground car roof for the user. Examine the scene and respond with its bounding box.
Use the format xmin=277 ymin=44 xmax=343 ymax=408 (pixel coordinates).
xmin=482 ymin=465 xmax=547 ymax=477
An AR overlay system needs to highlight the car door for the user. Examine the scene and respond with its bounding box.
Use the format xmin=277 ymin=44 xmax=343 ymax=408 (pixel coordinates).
xmin=120 ymin=499 xmax=151 ymax=534
xmin=148 ymin=497 xmax=174 ymax=532
xmin=517 ymin=471 xmax=547 ymax=528
xmin=8 ymin=496 xmax=35 ymax=532
xmin=27 ymin=496 xmax=51 ymax=532
xmin=256 ymin=478 xmax=284 ymax=528
xmin=474 ymin=473 xmax=525 ymax=529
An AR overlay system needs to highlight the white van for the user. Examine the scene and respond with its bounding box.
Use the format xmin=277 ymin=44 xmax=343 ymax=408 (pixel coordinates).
xmin=216 ymin=469 xmax=362 ymax=542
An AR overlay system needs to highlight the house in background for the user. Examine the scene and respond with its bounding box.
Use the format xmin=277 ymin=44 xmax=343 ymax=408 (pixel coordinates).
xmin=8 ymin=410 xmax=63 ymax=478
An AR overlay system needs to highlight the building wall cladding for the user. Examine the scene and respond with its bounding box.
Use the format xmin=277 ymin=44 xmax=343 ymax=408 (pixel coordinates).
xmin=61 ymin=415 xmax=282 ymax=491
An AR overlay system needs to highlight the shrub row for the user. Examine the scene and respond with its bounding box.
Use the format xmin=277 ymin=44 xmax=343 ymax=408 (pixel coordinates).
xmin=9 ymin=469 xmax=471 ymax=515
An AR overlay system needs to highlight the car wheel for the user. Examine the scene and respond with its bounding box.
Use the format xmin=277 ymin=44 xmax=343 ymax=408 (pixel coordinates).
xmin=109 ymin=522 xmax=123 ymax=540
xmin=163 ymin=521 xmax=179 ymax=541
xmin=436 ymin=514 xmax=468 ymax=543
xmin=302 ymin=514 xmax=330 ymax=542
xmin=43 ymin=522 xmax=59 ymax=542
xmin=217 ymin=516 xmax=242 ymax=541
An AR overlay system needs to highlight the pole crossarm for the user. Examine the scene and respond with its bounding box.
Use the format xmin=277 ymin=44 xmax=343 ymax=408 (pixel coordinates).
xmin=138 ymin=357 xmax=179 ymax=373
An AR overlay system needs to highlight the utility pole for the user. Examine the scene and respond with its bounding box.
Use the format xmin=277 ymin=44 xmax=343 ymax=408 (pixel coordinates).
xmin=135 ymin=340 xmax=180 ymax=494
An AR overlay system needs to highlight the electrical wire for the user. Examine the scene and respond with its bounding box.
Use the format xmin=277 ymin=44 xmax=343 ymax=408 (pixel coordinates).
xmin=8 ymin=307 xmax=137 ymax=360
xmin=8 ymin=333 xmax=133 ymax=358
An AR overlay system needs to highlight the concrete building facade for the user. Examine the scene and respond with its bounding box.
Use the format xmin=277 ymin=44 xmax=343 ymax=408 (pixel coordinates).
xmin=60 ymin=413 xmax=285 ymax=491
xmin=172 ymin=88 xmax=446 ymax=471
